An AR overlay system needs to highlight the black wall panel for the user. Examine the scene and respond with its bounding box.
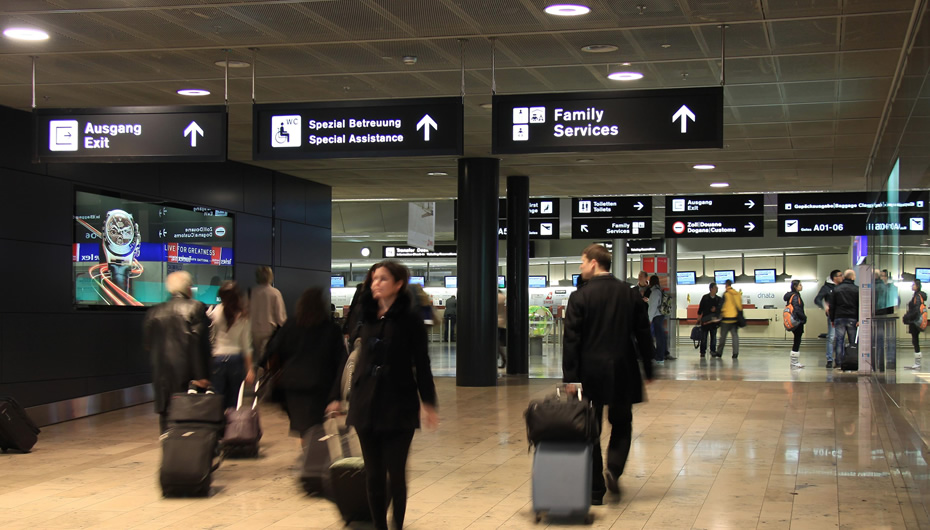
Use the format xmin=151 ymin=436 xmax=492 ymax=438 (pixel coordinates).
xmin=0 ymin=104 xmax=331 ymax=409
xmin=0 ymin=240 xmax=73 ymax=314
xmin=305 ymin=179 xmax=332 ymax=228
xmin=274 ymin=174 xmax=306 ymax=223
xmin=47 ymin=163 xmax=160 ymax=198
xmin=235 ymin=213 xmax=273 ymax=265
xmin=0 ymin=168 xmax=73 ymax=245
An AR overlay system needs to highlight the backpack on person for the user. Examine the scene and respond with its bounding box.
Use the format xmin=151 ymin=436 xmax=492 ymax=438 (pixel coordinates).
xmin=918 ymin=295 xmax=928 ymax=332
xmin=659 ymin=290 xmax=674 ymax=316
xmin=783 ymin=294 xmax=800 ymax=330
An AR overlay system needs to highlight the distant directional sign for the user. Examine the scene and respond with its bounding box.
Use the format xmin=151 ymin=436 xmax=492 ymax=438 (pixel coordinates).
xmin=665 ymin=215 xmax=764 ymax=238
xmin=253 ymin=97 xmax=463 ymax=160
xmin=35 ymin=105 xmax=227 ymax=163
xmin=777 ymin=213 xmax=929 ymax=237
xmin=776 ymin=191 xmax=929 ymax=236
xmin=572 ymin=196 xmax=652 ymax=218
xmin=492 ymin=87 xmax=723 ymax=154
xmin=666 ymin=194 xmax=764 ymax=215
xmin=572 ymin=218 xmax=652 ymax=239
xmin=499 ymin=219 xmax=560 ymax=240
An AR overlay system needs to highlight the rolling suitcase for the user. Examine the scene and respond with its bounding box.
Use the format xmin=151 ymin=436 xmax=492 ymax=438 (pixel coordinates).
xmin=841 ymin=329 xmax=859 ymax=372
xmin=168 ymin=384 xmax=225 ymax=430
xmin=0 ymin=396 xmax=40 ymax=453
xmin=160 ymin=426 xmax=219 ymax=497
xmin=532 ymin=441 xmax=593 ymax=523
xmin=329 ymin=457 xmax=374 ymax=523
xmin=223 ymin=381 xmax=262 ymax=457
xmin=300 ymin=423 xmax=332 ymax=495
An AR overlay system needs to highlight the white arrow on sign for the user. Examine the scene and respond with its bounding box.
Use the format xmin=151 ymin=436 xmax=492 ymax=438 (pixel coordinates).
xmin=634 ymin=201 xmax=644 ymax=211
xmin=745 ymin=222 xmax=756 ymax=231
xmin=417 ymin=114 xmax=438 ymax=141
xmin=581 ymin=224 xmax=589 ymax=233
xmin=672 ymin=105 xmax=696 ymax=133
xmin=744 ymin=199 xmax=756 ymax=209
xmin=184 ymin=121 xmax=204 ymax=147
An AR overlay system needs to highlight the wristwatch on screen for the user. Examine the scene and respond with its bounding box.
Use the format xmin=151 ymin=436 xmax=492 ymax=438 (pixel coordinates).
xmin=102 ymin=209 xmax=141 ymax=267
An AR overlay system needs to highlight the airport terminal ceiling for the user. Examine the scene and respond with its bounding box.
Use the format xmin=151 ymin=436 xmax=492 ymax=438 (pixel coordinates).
xmin=2 ymin=0 xmax=930 ymax=202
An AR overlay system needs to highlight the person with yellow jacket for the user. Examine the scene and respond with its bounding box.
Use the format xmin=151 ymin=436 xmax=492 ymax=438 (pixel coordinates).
xmin=716 ymin=279 xmax=743 ymax=359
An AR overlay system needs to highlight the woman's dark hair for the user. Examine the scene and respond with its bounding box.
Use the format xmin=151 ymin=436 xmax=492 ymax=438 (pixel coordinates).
xmin=790 ymin=279 xmax=801 ymax=292
xmin=371 ymin=260 xmax=410 ymax=298
xmin=649 ymin=274 xmax=660 ymax=288
xmin=915 ymin=279 xmax=922 ymax=292
xmin=218 ymin=281 xmax=244 ymax=327
xmin=296 ymin=287 xmax=329 ymax=327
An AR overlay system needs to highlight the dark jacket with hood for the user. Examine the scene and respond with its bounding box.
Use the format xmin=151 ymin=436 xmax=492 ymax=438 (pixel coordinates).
xmin=784 ymin=290 xmax=807 ymax=324
xmin=813 ymin=279 xmax=835 ymax=309
xmin=829 ymin=278 xmax=859 ymax=321
xmin=346 ymin=290 xmax=438 ymax=433
xmin=563 ymin=274 xmax=654 ymax=406
xmin=144 ymin=294 xmax=212 ymax=414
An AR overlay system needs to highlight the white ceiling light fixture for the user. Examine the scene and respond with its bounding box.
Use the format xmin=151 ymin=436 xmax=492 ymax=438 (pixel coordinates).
xmin=177 ymin=89 xmax=210 ymax=96
xmin=607 ymin=71 xmax=644 ymax=81
xmin=427 ymin=171 xmax=448 ymax=176
xmin=214 ymin=60 xmax=250 ymax=68
xmin=710 ymin=182 xmax=730 ymax=188
xmin=360 ymin=247 xmax=371 ymax=257
xmin=544 ymin=4 xmax=591 ymax=16
xmin=693 ymin=164 xmax=716 ymax=170
xmin=581 ymin=44 xmax=617 ymax=53
xmin=480 ymin=103 xmax=493 ymax=109
xmin=3 ymin=27 xmax=50 ymax=41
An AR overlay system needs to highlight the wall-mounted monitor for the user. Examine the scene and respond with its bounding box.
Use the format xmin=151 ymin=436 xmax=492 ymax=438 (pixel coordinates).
xmin=73 ymin=189 xmax=234 ymax=308
xmin=331 ymin=275 xmax=345 ymax=288
xmin=714 ymin=270 xmax=735 ymax=284
xmin=916 ymin=268 xmax=930 ymax=283
xmin=754 ymin=268 xmax=776 ymax=284
xmin=444 ymin=276 xmax=457 ymax=289
xmin=409 ymin=276 xmax=425 ymax=286
xmin=572 ymin=273 xmax=581 ymax=286
xmin=528 ymin=275 xmax=548 ymax=288
xmin=498 ymin=275 xmax=506 ymax=288
xmin=676 ymin=271 xmax=696 ymax=285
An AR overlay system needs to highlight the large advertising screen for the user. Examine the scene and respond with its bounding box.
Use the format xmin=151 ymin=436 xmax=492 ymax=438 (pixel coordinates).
xmin=73 ymin=190 xmax=234 ymax=307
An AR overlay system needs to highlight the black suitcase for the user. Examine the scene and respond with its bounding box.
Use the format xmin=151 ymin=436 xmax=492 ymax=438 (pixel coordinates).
xmin=0 ymin=396 xmax=40 ymax=453
xmin=223 ymin=382 xmax=262 ymax=457
xmin=160 ymin=426 xmax=219 ymax=497
xmin=524 ymin=385 xmax=596 ymax=447
xmin=329 ymin=457 xmax=374 ymax=523
xmin=168 ymin=385 xmax=225 ymax=429
xmin=841 ymin=343 xmax=859 ymax=371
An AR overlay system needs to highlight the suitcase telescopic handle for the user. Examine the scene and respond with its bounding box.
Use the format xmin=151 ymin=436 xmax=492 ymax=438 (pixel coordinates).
xmin=235 ymin=380 xmax=261 ymax=410
xmin=556 ymin=382 xmax=583 ymax=401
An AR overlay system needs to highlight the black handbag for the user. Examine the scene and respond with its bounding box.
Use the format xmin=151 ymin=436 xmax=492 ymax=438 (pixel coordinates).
xmin=168 ymin=384 xmax=224 ymax=426
xmin=736 ymin=310 xmax=747 ymax=328
xmin=524 ymin=386 xmax=597 ymax=446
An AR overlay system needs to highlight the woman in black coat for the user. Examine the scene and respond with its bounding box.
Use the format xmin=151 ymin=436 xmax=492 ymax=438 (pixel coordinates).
xmin=340 ymin=261 xmax=438 ymax=530
xmin=260 ymin=287 xmax=346 ymax=438
xmin=784 ymin=279 xmax=807 ymax=368
xmin=906 ymin=279 xmax=927 ymax=356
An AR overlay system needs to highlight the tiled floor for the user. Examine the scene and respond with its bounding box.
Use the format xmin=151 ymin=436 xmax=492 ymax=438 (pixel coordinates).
xmin=2 ymin=343 xmax=929 ymax=529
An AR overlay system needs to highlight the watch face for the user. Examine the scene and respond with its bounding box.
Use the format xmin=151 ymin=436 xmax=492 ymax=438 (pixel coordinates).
xmin=104 ymin=210 xmax=136 ymax=254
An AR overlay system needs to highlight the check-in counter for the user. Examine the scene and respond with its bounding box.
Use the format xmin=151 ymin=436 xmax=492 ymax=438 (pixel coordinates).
xmin=680 ymin=304 xmax=800 ymax=340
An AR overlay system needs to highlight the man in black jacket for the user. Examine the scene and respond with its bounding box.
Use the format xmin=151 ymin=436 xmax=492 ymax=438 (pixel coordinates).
xmin=143 ymin=271 xmax=213 ymax=434
xmin=563 ymin=244 xmax=654 ymax=504
xmin=814 ymin=270 xmax=842 ymax=368
xmin=829 ymin=269 xmax=859 ymax=367
xmin=696 ymin=282 xmax=721 ymax=357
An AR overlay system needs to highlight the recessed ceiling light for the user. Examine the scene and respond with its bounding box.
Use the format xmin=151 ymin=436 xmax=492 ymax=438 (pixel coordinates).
xmin=576 ymin=158 xmax=594 ymax=163
xmin=214 ymin=60 xmax=250 ymax=68
xmin=3 ymin=27 xmax=49 ymax=41
xmin=427 ymin=171 xmax=448 ymax=176
xmin=621 ymin=62 xmax=631 ymax=66
xmin=544 ymin=4 xmax=591 ymax=16
xmin=581 ymin=44 xmax=618 ymax=53
xmin=360 ymin=247 xmax=371 ymax=257
xmin=177 ymin=89 xmax=210 ymax=96
xmin=480 ymin=103 xmax=493 ymax=109
xmin=661 ymin=43 xmax=672 ymax=48
xmin=693 ymin=164 xmax=716 ymax=170
xmin=710 ymin=182 xmax=730 ymax=188
xmin=607 ymin=71 xmax=644 ymax=81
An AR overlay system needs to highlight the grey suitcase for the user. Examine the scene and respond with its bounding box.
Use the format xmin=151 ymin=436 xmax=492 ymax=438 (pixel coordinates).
xmin=532 ymin=441 xmax=593 ymax=523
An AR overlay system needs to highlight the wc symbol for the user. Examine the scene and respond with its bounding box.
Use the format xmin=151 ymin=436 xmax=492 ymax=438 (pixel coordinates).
xmin=274 ymin=125 xmax=290 ymax=144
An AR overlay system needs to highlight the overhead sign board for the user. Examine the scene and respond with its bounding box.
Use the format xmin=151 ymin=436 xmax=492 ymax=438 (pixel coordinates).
xmin=666 ymin=194 xmax=763 ymax=215
xmin=665 ymin=215 xmax=764 ymax=238
xmin=573 ymin=218 xmax=652 ymax=239
xmin=572 ymin=196 xmax=651 ymax=217
xmin=492 ymin=87 xmax=723 ymax=154
xmin=599 ymin=239 xmax=666 ymax=254
xmin=778 ymin=191 xmax=928 ymax=215
xmin=777 ymin=214 xmax=929 ymax=236
xmin=383 ymin=245 xmax=457 ymax=258
xmin=499 ymin=219 xmax=560 ymax=240
xmin=34 ymin=106 xmax=227 ymax=163
xmin=253 ymin=97 xmax=463 ymax=160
